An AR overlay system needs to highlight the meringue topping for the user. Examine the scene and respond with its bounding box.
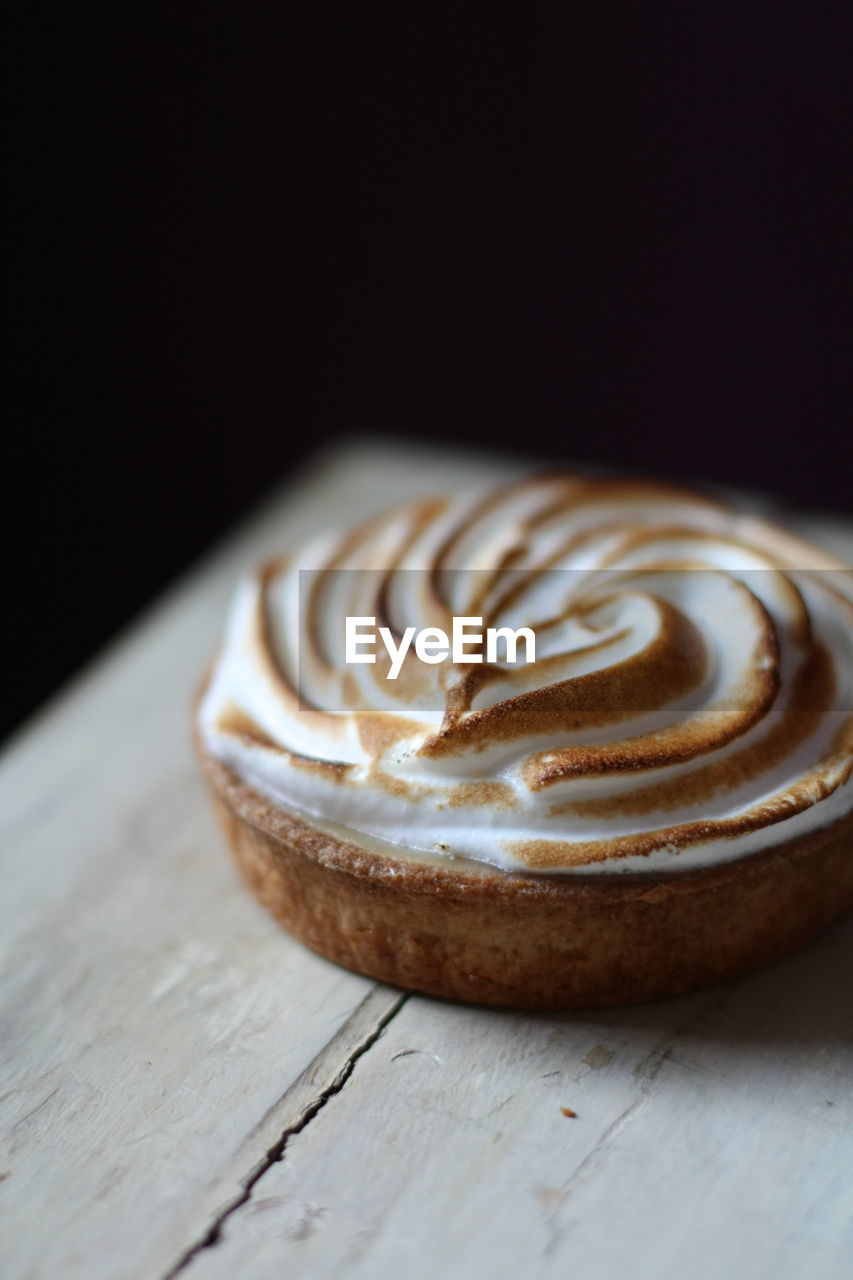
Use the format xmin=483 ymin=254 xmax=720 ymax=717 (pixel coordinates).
xmin=199 ymin=476 xmax=853 ymax=875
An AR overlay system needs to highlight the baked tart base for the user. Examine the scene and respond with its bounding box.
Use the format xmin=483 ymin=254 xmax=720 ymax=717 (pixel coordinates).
xmin=198 ymin=740 xmax=853 ymax=1010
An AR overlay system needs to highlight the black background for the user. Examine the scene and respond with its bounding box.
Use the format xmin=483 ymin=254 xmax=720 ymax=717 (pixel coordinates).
xmin=7 ymin=7 xmax=852 ymax=741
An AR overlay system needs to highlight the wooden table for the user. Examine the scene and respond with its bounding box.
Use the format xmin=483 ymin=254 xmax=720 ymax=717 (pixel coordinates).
xmin=3 ymin=440 xmax=852 ymax=1280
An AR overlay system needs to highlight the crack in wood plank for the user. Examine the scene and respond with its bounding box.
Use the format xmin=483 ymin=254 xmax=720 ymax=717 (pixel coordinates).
xmin=543 ymin=1094 xmax=648 ymax=1258
xmin=161 ymin=987 xmax=408 ymax=1279
xmin=541 ymin=988 xmax=737 ymax=1259
xmin=7 ymin=1085 xmax=61 ymax=1135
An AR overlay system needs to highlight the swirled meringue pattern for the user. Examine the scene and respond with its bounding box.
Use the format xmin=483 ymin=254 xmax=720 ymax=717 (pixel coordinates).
xmin=199 ymin=476 xmax=853 ymax=875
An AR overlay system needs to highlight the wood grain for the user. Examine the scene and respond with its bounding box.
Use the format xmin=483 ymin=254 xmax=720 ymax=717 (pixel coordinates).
xmin=1 ymin=439 xmax=850 ymax=1280
xmin=181 ymin=923 xmax=853 ymax=1280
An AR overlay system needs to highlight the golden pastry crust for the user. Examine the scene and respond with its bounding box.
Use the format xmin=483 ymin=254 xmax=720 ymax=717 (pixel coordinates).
xmin=196 ymin=729 xmax=853 ymax=1010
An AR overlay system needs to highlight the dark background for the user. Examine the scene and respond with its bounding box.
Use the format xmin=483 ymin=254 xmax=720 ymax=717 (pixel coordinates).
xmin=7 ymin=7 xmax=852 ymax=741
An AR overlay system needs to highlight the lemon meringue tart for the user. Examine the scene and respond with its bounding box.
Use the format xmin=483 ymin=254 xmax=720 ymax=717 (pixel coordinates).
xmin=195 ymin=475 xmax=853 ymax=1009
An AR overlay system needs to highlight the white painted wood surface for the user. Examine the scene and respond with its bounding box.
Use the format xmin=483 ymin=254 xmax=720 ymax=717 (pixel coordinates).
xmin=1 ymin=439 xmax=851 ymax=1280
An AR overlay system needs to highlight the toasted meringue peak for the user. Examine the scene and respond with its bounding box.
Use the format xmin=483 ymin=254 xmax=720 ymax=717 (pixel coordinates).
xmin=200 ymin=475 xmax=853 ymax=874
